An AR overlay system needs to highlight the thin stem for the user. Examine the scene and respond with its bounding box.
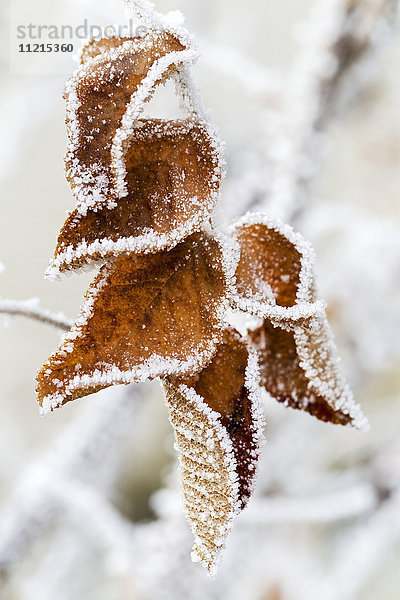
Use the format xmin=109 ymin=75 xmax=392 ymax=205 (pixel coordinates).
xmin=0 ymin=298 xmax=72 ymax=332
xmin=124 ymin=0 xmax=165 ymax=30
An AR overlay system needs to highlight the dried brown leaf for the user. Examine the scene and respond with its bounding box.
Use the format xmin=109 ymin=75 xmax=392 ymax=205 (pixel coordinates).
xmin=37 ymin=232 xmax=230 ymax=413
xmin=64 ymin=30 xmax=189 ymax=216
xmin=230 ymin=214 xmax=319 ymax=322
xmin=249 ymin=318 xmax=368 ymax=430
xmin=50 ymin=119 xmax=222 ymax=275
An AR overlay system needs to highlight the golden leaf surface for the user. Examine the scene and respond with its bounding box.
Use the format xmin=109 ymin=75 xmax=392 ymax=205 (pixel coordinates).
xmin=164 ymin=328 xmax=264 ymax=573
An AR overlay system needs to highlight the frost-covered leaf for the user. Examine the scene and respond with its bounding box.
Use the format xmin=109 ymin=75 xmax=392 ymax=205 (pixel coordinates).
xmin=79 ymin=36 xmax=136 ymax=63
xmin=230 ymin=213 xmax=367 ymax=430
xmin=64 ymin=30 xmax=194 ymax=216
xmin=48 ymin=118 xmax=222 ymax=276
xmin=249 ymin=317 xmax=368 ymax=431
xmin=164 ymin=327 xmax=264 ymax=574
xmin=230 ymin=213 xmax=323 ymax=322
xmin=37 ymin=232 xmax=234 ymax=414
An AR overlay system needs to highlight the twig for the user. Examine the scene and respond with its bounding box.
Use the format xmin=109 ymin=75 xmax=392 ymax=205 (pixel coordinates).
xmin=151 ymin=478 xmax=377 ymax=525
xmin=48 ymin=477 xmax=137 ymax=579
xmin=0 ymin=298 xmax=72 ymax=332
xmin=198 ymin=37 xmax=282 ymax=99
xmin=124 ymin=0 xmax=164 ymax=29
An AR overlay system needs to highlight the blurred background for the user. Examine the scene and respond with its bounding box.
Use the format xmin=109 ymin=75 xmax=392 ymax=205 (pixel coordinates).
xmin=1 ymin=0 xmax=400 ymax=598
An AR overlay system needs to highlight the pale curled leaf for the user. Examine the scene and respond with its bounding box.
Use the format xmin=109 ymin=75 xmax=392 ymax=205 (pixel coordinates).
xmin=48 ymin=118 xmax=222 ymax=276
xmin=37 ymin=232 xmax=232 ymax=414
xmin=249 ymin=317 xmax=368 ymax=431
xmin=164 ymin=328 xmax=264 ymax=574
xmin=64 ymin=30 xmax=193 ymax=216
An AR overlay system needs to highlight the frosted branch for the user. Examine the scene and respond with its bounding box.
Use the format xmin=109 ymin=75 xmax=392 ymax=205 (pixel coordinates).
xmin=198 ymin=37 xmax=282 ymax=99
xmin=229 ymin=0 xmax=399 ymax=222
xmin=0 ymin=385 xmax=143 ymax=585
xmin=124 ymin=0 xmax=189 ymax=32
xmin=48 ymin=478 xmax=136 ymax=577
xmin=0 ymin=298 xmax=72 ymax=332
xmin=124 ymin=0 xmax=164 ymax=30
xmin=242 ymin=482 xmax=378 ymax=525
xmin=308 ymin=485 xmax=400 ymax=600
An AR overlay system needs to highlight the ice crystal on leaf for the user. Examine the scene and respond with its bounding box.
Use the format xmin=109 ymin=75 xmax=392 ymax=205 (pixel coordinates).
xmin=249 ymin=318 xmax=367 ymax=430
xmin=35 ymin=7 xmax=368 ymax=575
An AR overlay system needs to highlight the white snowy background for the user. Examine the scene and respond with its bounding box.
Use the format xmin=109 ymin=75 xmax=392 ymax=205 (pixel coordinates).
xmin=0 ymin=0 xmax=400 ymax=598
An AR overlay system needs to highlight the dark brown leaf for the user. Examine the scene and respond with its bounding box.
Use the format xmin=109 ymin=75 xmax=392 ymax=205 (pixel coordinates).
xmin=249 ymin=318 xmax=368 ymax=430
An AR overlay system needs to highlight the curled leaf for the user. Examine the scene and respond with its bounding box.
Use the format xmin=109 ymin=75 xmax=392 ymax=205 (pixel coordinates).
xmin=230 ymin=213 xmax=367 ymax=430
xmin=64 ymin=30 xmax=194 ymax=216
xmin=164 ymin=328 xmax=264 ymax=574
xmin=37 ymin=232 xmax=234 ymax=414
xmin=230 ymin=213 xmax=323 ymax=322
xmin=249 ymin=317 xmax=368 ymax=431
xmin=48 ymin=118 xmax=222 ymax=276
